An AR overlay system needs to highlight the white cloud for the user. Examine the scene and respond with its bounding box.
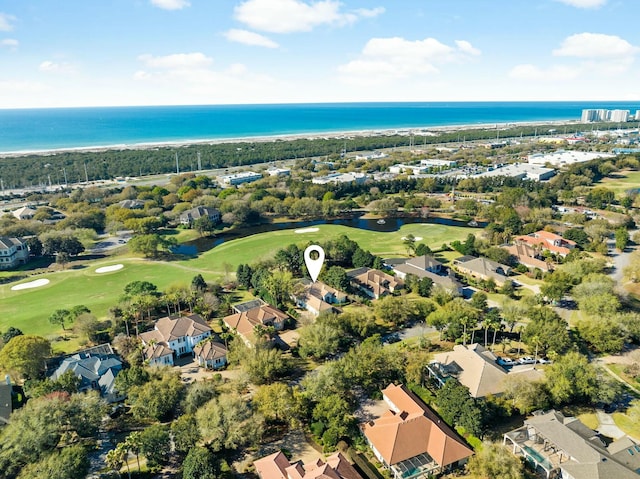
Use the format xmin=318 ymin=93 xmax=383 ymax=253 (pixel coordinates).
xmin=224 ymin=29 xmax=279 ymax=48
xmin=0 ymin=13 xmax=16 ymax=31
xmin=339 ymin=36 xmax=480 ymax=84
xmin=0 ymin=38 xmax=18 ymax=48
xmin=138 ymin=52 xmax=213 ymax=69
xmin=553 ymin=32 xmax=637 ymax=58
xmin=234 ymin=0 xmax=383 ymax=33
xmin=455 ymin=40 xmax=481 ymax=56
xmin=354 ymin=7 xmax=385 ymax=18
xmin=39 ymin=60 xmax=75 ymax=73
xmin=508 ymin=64 xmax=580 ymax=81
xmin=554 ymin=0 xmax=606 ymax=8
xmin=149 ymin=0 xmax=190 ymax=10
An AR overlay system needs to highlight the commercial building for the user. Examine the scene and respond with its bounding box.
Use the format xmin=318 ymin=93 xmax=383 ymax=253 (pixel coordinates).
xmin=219 ymin=171 xmax=263 ymax=186
xmin=266 ymin=167 xmax=291 ymax=177
xmin=472 ymin=163 xmax=556 ymax=182
xmin=527 ymin=150 xmax=614 ymax=167
xmin=311 ymin=172 xmax=368 ymax=185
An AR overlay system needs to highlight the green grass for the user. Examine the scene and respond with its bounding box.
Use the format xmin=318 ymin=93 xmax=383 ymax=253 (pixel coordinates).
xmin=613 ymin=412 xmax=640 ymax=440
xmin=599 ymin=170 xmax=640 ymax=196
xmin=0 ymin=223 xmax=474 ymax=345
xmin=577 ymin=412 xmax=599 ymax=430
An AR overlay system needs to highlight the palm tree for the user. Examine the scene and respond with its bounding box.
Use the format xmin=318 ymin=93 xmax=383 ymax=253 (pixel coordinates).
xmin=106 ymin=445 xmax=130 ymax=479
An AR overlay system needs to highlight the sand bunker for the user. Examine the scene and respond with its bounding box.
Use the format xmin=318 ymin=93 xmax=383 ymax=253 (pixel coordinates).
xmin=11 ymin=278 xmax=50 ymax=291
xmin=402 ymin=236 xmax=423 ymax=241
xmin=95 ymin=264 xmax=124 ymax=273
xmin=295 ymin=227 xmax=320 ymax=233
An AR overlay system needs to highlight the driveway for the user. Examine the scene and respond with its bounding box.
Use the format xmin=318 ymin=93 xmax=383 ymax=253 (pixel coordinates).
xmin=596 ymin=410 xmax=626 ymax=440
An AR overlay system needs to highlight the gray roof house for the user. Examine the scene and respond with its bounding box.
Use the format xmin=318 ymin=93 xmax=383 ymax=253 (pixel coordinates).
xmin=392 ymin=255 xmax=463 ymax=293
xmin=504 ymin=410 xmax=640 ymax=479
xmin=49 ymin=343 xmax=123 ymax=403
xmin=179 ymin=206 xmax=221 ymax=226
xmin=0 ymin=237 xmax=30 ymax=270
xmin=452 ymin=255 xmax=511 ymax=286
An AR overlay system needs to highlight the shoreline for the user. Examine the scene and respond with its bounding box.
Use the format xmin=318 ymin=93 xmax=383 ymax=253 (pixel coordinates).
xmin=0 ymin=118 xmax=582 ymax=158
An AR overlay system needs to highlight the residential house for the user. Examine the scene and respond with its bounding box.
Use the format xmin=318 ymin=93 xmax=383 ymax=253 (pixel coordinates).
xmin=223 ymin=300 xmax=289 ymax=345
xmin=452 ymin=256 xmax=511 ymax=287
xmin=49 ymin=344 xmax=124 ymax=402
xmin=363 ymin=383 xmax=473 ymax=478
xmin=179 ymin=205 xmax=221 ymax=226
xmin=254 ymin=450 xmax=363 ymax=479
xmin=347 ymin=267 xmax=403 ymax=299
xmin=0 ymin=237 xmax=30 ymax=270
xmin=293 ymin=280 xmax=347 ymax=316
xmin=0 ymin=378 xmax=12 ymax=426
xmin=11 ymin=206 xmax=36 ymax=220
xmin=139 ymin=313 xmax=212 ymax=366
xmin=504 ymin=410 xmax=640 ymax=479
xmin=513 ymin=231 xmax=576 ymax=258
xmin=427 ymin=344 xmax=544 ymax=398
xmin=392 ymin=255 xmax=463 ymax=294
xmin=193 ymin=338 xmax=228 ymax=370
xmin=118 ymin=199 xmax=145 ymax=209
xmin=504 ymin=241 xmax=553 ymax=272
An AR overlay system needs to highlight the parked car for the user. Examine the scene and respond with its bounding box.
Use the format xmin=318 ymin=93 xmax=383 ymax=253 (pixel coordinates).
xmin=518 ymin=356 xmax=536 ymax=365
xmin=537 ymin=357 xmax=552 ymax=364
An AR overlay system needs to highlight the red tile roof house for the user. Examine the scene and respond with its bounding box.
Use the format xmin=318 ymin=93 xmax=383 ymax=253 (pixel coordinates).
xmin=504 ymin=242 xmax=554 ymax=273
xmin=363 ymin=384 xmax=473 ymax=478
xmin=513 ymin=230 xmax=577 ymax=258
xmin=139 ymin=313 xmax=212 ymax=367
xmin=223 ymin=300 xmax=289 ymax=346
xmin=347 ymin=267 xmax=403 ymax=299
xmin=254 ymin=450 xmax=363 ymax=479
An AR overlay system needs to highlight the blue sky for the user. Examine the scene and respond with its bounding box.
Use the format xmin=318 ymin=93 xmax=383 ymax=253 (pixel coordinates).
xmin=0 ymin=0 xmax=638 ymax=108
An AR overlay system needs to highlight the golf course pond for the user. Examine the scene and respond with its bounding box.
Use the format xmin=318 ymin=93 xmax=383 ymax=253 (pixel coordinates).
xmin=174 ymin=215 xmax=484 ymax=256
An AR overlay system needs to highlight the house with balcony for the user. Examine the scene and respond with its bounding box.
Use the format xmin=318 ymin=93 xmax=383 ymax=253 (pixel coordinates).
xmin=179 ymin=206 xmax=221 ymax=226
xmin=0 ymin=237 xmax=30 ymax=270
xmin=504 ymin=410 xmax=640 ymax=479
xmin=363 ymin=384 xmax=473 ymax=478
xmin=513 ymin=231 xmax=576 ymax=258
xmin=139 ymin=313 xmax=212 ymax=366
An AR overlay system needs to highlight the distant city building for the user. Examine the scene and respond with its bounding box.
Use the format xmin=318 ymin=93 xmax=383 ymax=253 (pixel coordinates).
xmin=0 ymin=237 xmax=30 ymax=270
xmin=419 ymin=159 xmax=457 ymax=168
xmin=472 ymin=163 xmax=556 ymax=182
xmin=609 ymin=109 xmax=630 ymax=123
xmin=354 ymin=151 xmax=388 ymax=160
xmin=528 ymin=150 xmax=614 ymax=167
xmin=266 ymin=167 xmax=291 ymax=177
xmin=311 ymin=172 xmax=368 ymax=185
xmin=581 ymin=108 xmax=634 ymax=123
xmin=219 ymin=171 xmax=263 ymax=186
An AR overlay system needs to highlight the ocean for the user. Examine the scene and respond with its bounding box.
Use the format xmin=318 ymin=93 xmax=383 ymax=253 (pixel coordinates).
xmin=0 ymin=101 xmax=638 ymax=154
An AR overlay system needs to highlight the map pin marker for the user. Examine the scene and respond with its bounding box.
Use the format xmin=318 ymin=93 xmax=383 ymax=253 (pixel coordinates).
xmin=304 ymin=245 xmax=325 ymax=283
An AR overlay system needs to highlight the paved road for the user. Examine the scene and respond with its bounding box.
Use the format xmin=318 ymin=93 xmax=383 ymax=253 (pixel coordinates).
xmin=608 ymin=230 xmax=637 ymax=286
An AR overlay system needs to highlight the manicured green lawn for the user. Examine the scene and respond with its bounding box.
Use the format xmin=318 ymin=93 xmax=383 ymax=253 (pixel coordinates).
xmin=599 ymin=170 xmax=640 ymax=196
xmin=0 ymin=223 xmax=475 ymax=344
xmin=613 ymin=412 xmax=640 ymax=440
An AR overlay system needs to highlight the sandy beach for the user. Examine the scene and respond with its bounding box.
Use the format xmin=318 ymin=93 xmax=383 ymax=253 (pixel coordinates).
xmin=0 ymin=119 xmax=580 ymax=158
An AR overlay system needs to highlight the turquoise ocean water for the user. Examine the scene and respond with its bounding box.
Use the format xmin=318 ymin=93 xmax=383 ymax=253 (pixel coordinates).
xmin=0 ymin=101 xmax=638 ymax=153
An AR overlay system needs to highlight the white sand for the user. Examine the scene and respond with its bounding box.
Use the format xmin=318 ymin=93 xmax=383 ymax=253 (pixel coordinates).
xmin=11 ymin=278 xmax=50 ymax=291
xmin=295 ymin=227 xmax=320 ymax=233
xmin=95 ymin=264 xmax=124 ymax=273
xmin=402 ymin=236 xmax=423 ymax=241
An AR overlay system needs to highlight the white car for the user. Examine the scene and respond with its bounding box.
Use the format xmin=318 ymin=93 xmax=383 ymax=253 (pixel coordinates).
xmin=518 ymin=356 xmax=536 ymax=365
